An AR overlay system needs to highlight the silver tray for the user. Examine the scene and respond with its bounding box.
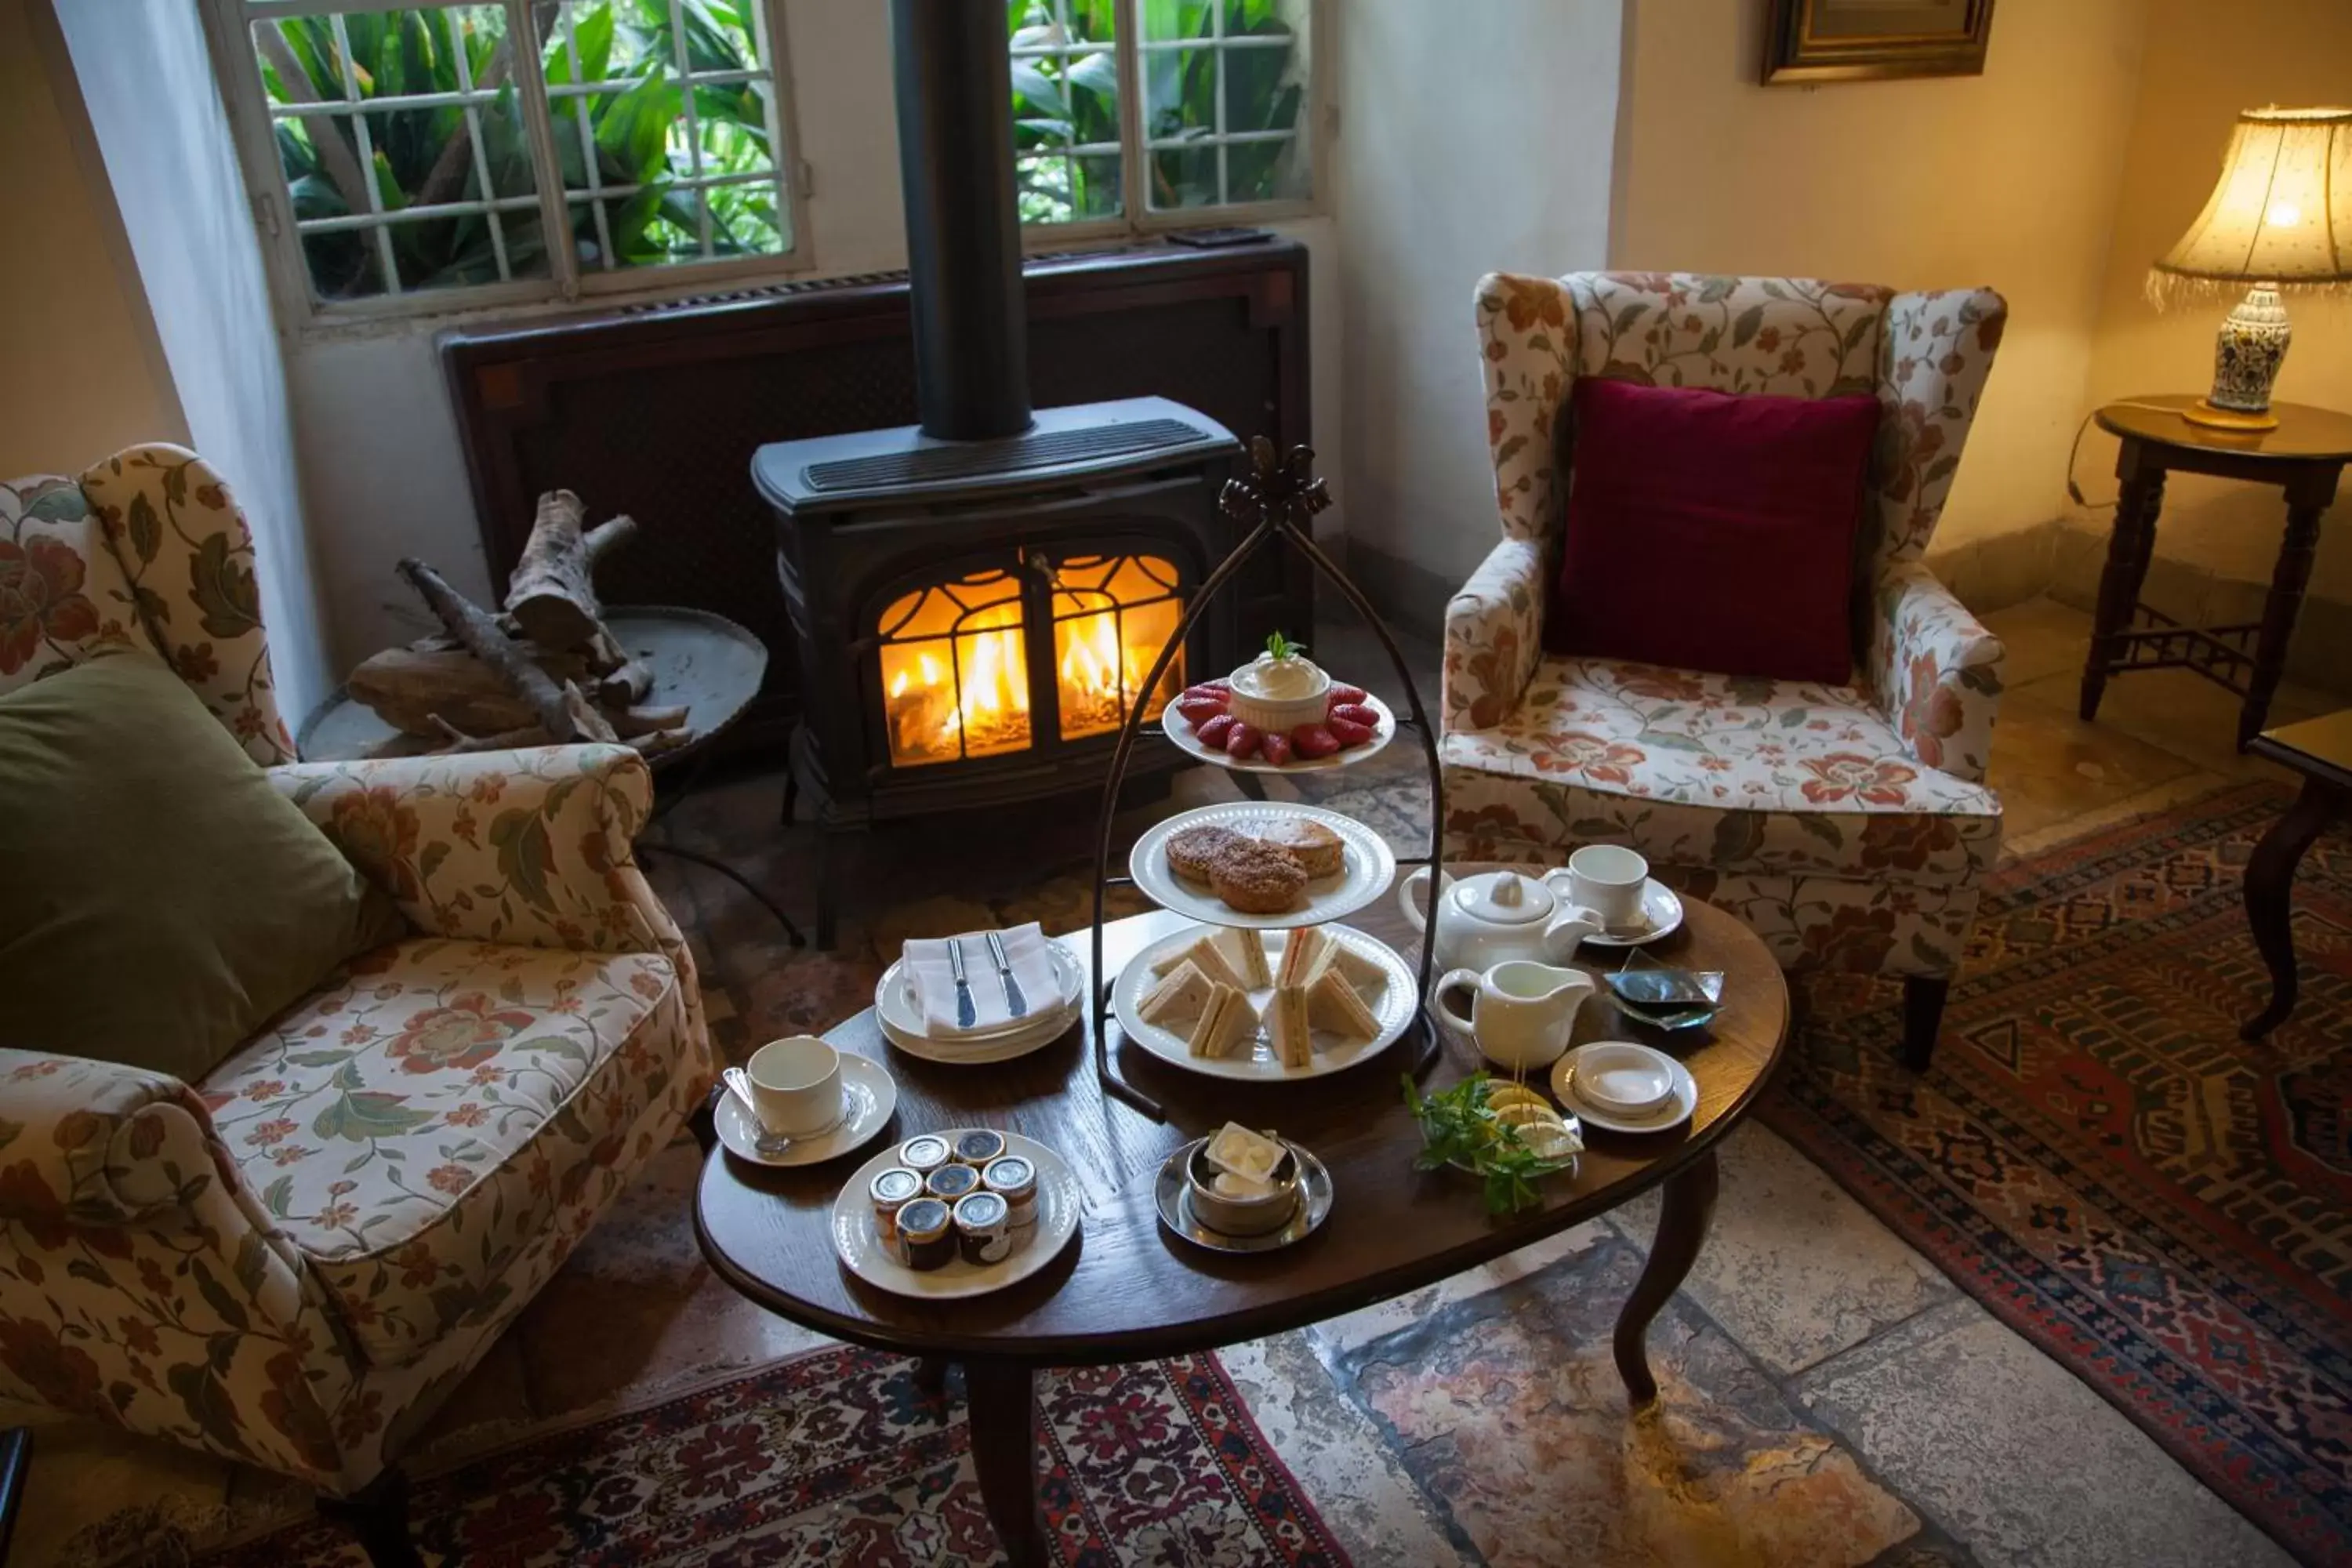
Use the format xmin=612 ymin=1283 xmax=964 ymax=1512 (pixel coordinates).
xmin=1152 ymin=1137 xmax=1334 ymax=1254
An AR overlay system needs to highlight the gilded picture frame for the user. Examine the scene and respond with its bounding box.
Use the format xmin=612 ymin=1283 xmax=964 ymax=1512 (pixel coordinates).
xmin=1762 ymin=0 xmax=1996 ymax=85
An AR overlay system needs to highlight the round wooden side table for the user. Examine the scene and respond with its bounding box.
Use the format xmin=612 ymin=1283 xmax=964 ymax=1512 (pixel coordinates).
xmin=2083 ymin=395 xmax=2352 ymax=750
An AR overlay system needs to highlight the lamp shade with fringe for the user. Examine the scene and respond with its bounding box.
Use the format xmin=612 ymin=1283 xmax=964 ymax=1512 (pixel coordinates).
xmin=2149 ymin=106 xmax=2351 ymax=430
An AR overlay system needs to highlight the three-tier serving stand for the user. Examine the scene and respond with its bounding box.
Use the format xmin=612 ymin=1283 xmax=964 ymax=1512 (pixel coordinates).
xmin=1086 ymin=438 xmax=1446 ymax=1120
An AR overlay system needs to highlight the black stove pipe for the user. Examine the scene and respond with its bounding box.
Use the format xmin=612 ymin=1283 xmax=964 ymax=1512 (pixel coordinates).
xmin=890 ymin=0 xmax=1033 ymax=441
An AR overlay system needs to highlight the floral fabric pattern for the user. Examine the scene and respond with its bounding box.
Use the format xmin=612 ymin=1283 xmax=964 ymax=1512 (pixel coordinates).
xmin=1443 ymin=536 xmax=1547 ymax=731
xmin=203 ymin=939 xmax=685 ymax=1365
xmin=0 ymin=703 xmax=715 ymax=1493
xmin=1455 ymin=272 xmax=2009 ymax=984
xmin=0 ymin=446 xmax=294 ymax=764
xmin=270 ymin=744 xmax=713 ymax=1065
xmin=0 ymin=475 xmax=143 ymax=687
xmin=1867 ymin=561 xmax=2004 ymax=784
xmin=1441 ymin=655 xmax=1999 ymax=887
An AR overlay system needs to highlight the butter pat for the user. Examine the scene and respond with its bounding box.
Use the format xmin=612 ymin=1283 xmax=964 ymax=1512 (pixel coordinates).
xmin=1203 ymin=1121 xmax=1284 ymax=1183
xmin=1212 ymin=1171 xmax=1275 ymax=1200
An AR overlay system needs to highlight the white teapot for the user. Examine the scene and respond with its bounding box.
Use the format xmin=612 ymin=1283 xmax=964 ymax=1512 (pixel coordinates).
xmin=1395 ymin=866 xmax=1602 ymax=975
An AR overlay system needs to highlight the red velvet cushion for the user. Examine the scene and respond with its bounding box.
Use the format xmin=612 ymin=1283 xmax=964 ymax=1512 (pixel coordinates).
xmin=1545 ymin=377 xmax=1881 ymax=684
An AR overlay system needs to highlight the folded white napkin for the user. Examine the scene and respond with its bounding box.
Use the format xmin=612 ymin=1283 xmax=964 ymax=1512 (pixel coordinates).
xmin=905 ymin=923 xmax=1058 ymax=1036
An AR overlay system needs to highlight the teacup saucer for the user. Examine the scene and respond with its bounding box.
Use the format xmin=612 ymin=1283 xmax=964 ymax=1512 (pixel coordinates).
xmin=716 ymin=1056 xmax=898 ymax=1167
xmin=1578 ymin=880 xmax=1685 ymax=949
xmin=1550 ymin=1042 xmax=1697 ymax=1134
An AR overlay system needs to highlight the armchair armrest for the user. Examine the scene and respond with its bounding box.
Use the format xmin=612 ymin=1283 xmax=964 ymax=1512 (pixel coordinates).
xmin=270 ymin=743 xmax=659 ymax=950
xmin=1443 ymin=536 xmax=1548 ymax=732
xmin=273 ymin=744 xmax=715 ymax=1077
xmin=0 ymin=1051 xmax=234 ymax=1227
xmin=1867 ymin=560 xmax=2004 ymax=784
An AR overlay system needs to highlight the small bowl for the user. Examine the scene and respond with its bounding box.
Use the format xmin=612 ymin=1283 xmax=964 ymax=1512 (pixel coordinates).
xmin=1570 ymin=1041 xmax=1676 ymax=1115
xmin=1185 ymin=1142 xmax=1302 ymax=1236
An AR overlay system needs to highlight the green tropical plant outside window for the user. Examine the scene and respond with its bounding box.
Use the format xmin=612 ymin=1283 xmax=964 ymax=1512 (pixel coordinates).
xmin=234 ymin=0 xmax=794 ymax=305
xmin=1009 ymin=0 xmax=1313 ymax=229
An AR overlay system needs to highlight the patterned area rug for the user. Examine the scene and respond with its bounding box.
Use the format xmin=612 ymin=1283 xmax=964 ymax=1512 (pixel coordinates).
xmin=198 ymin=1346 xmax=1347 ymax=1566
xmin=1763 ymin=782 xmax=2350 ymax=1565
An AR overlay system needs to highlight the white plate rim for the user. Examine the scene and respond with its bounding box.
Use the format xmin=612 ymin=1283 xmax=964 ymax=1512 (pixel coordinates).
xmin=1163 ymin=691 xmax=1397 ymax=775
xmin=1111 ymin=922 xmax=1414 ymax=1082
xmin=1127 ymin=801 xmax=1399 ymax=931
xmin=1579 ymin=879 xmax=1686 ymax=949
xmin=716 ymin=1055 xmax=898 ymax=1167
xmin=829 ymin=1130 xmax=1080 ymax=1299
xmin=1550 ymin=1043 xmax=1698 ymax=1133
xmin=876 ymin=941 xmax=1083 ymax=1064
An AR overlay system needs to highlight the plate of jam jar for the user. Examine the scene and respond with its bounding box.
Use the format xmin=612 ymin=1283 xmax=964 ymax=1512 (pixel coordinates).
xmin=831 ymin=1128 xmax=1080 ymax=1299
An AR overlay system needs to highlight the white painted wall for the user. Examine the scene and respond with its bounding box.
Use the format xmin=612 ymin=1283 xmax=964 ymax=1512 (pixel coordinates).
xmin=1 ymin=0 xmax=188 ymax=479
xmin=285 ymin=0 xmax=1344 ymax=675
xmin=1611 ymin=0 xmax=2151 ymax=561
xmin=1330 ymin=0 xmax=1623 ymax=607
xmin=51 ymin=0 xmax=332 ymax=723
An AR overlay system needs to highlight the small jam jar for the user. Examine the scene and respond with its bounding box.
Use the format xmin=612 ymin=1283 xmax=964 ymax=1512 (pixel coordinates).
xmin=895 ymin=1197 xmax=955 ymax=1271
xmin=953 ymin=1189 xmax=1013 ymax=1265
xmin=926 ymin=1163 xmax=981 ymax=1202
xmin=953 ymin=1129 xmax=1007 ymax=1167
xmin=982 ymin=1155 xmax=1037 ymax=1228
xmin=898 ymin=1135 xmax=952 ymax=1179
xmin=869 ymin=1167 xmax=924 ymax=1251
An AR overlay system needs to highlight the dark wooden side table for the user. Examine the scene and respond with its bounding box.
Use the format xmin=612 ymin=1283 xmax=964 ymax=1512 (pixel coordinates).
xmin=2241 ymin=709 xmax=2352 ymax=1040
xmin=2082 ymin=395 xmax=2352 ymax=750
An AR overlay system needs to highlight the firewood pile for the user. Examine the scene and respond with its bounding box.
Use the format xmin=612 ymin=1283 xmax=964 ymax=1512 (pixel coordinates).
xmin=347 ymin=491 xmax=690 ymax=756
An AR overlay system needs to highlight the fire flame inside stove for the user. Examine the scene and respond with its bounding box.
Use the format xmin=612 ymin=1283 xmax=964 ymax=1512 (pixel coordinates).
xmin=877 ymin=561 xmax=1183 ymax=767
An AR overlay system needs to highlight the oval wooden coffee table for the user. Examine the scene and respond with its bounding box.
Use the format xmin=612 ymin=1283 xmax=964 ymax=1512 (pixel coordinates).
xmin=695 ymin=867 xmax=1787 ymax=1565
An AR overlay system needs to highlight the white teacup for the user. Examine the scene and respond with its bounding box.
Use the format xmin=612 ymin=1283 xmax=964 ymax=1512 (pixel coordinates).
xmin=745 ymin=1036 xmax=843 ymax=1137
xmin=1568 ymin=844 xmax=1649 ymax=931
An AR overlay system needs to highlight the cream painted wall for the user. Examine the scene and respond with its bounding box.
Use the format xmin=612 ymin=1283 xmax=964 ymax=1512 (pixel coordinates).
xmin=285 ymin=0 xmax=1343 ymax=675
xmin=2070 ymin=0 xmax=2352 ymax=610
xmin=1611 ymin=0 xmax=2150 ymax=561
xmin=0 ymin=0 xmax=187 ymax=480
xmin=1331 ymin=0 xmax=1622 ymax=605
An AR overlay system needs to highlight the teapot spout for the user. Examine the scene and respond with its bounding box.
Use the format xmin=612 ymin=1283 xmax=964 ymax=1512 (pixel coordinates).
xmin=1541 ymin=909 xmax=1602 ymax=960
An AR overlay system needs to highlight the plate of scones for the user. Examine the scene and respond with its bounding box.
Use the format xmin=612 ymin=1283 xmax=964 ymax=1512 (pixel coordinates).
xmin=1112 ymin=920 xmax=1415 ymax=1080
xmin=1129 ymin=801 xmax=1397 ymax=930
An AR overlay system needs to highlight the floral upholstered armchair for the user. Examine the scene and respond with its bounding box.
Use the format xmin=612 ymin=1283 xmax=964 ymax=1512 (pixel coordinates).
xmin=0 ymin=445 xmax=719 ymax=1562
xmin=1443 ymin=274 xmax=2008 ymax=1068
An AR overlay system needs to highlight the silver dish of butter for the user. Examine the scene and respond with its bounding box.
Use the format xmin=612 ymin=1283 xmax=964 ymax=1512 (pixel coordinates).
xmin=1152 ymin=1132 xmax=1334 ymax=1254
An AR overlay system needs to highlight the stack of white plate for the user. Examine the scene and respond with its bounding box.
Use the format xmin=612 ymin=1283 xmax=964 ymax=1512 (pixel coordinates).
xmin=873 ymin=938 xmax=1086 ymax=1064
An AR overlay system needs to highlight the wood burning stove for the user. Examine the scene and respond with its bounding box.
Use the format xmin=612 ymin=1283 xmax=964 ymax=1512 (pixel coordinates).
xmin=752 ymin=1 xmax=1258 ymax=946
xmin=753 ymin=400 xmax=1240 ymax=946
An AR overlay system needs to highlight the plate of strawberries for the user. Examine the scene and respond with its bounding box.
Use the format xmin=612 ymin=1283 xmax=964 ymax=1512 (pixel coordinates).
xmin=1160 ymin=680 xmax=1396 ymax=773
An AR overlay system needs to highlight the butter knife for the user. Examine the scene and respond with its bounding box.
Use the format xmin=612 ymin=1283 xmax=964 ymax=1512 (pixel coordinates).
xmin=985 ymin=929 xmax=1029 ymax=1018
xmin=948 ymin=936 xmax=978 ymax=1030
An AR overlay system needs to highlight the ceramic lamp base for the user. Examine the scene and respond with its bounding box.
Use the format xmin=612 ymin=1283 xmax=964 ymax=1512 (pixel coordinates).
xmin=2181 ymin=398 xmax=2282 ymax=432
xmin=2197 ymin=283 xmax=2292 ymax=427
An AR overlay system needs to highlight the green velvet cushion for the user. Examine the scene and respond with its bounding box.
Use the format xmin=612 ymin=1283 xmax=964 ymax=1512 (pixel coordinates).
xmin=0 ymin=652 xmax=406 ymax=1080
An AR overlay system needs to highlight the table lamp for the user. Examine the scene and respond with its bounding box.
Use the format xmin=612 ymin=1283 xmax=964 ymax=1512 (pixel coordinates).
xmin=2151 ymin=106 xmax=2351 ymax=431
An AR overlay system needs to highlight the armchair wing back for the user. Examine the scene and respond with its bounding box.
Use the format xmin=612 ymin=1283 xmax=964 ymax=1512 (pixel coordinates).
xmin=0 ymin=447 xmax=717 ymax=1520
xmin=1 ymin=442 xmax=293 ymax=765
xmin=1446 ymin=274 xmax=2009 ymax=1066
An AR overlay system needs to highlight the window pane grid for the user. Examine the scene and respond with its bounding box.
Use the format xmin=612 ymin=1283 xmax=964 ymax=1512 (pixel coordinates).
xmin=444 ymin=6 xmax=511 ymax=281
xmin=1132 ymin=0 xmax=1311 ymax=217
xmin=666 ymin=0 xmax=713 ymax=258
xmin=555 ymin=2 xmax=617 ymax=270
xmin=323 ymin=9 xmax=403 ymax=292
xmin=1010 ymin=0 xmax=1121 ymax=226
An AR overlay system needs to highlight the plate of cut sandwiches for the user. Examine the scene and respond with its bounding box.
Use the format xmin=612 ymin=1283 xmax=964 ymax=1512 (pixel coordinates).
xmin=1111 ymin=920 xmax=1416 ymax=1081
xmin=1128 ymin=802 xmax=1397 ymax=931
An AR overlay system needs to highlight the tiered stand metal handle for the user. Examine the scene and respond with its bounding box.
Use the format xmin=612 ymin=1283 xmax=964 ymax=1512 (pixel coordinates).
xmin=1088 ymin=438 xmax=1446 ymax=1120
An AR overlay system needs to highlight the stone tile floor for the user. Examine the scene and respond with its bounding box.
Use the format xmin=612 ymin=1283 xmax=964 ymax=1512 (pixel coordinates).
xmin=13 ymin=599 xmax=2335 ymax=1566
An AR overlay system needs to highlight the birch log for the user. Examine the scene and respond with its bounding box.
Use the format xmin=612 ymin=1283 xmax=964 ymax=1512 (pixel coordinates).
xmin=396 ymin=557 xmax=618 ymax=744
xmin=503 ymin=492 xmax=640 ymax=649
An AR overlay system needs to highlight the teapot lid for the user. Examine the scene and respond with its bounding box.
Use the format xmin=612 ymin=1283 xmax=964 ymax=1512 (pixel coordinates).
xmin=1450 ymin=869 xmax=1555 ymax=926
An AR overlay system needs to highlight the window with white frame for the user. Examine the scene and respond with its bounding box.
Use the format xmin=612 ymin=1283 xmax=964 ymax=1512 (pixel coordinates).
xmin=210 ymin=0 xmax=801 ymax=320
xmin=1009 ymin=0 xmax=1316 ymax=231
